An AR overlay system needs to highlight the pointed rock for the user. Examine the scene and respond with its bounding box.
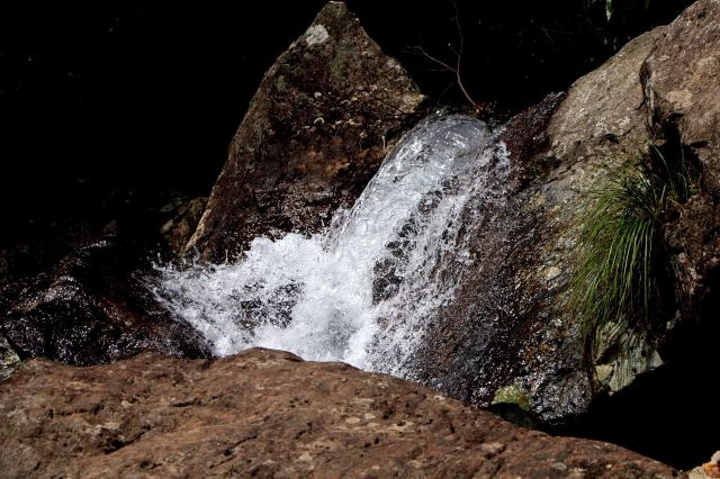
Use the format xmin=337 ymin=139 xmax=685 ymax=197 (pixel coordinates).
xmin=184 ymin=1 xmax=426 ymax=262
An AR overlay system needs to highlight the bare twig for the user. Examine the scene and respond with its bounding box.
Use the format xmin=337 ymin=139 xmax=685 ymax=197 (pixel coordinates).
xmin=416 ymin=2 xmax=478 ymax=109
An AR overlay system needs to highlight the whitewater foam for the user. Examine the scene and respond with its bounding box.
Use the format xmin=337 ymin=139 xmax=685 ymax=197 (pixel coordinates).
xmin=153 ymin=113 xmax=509 ymax=376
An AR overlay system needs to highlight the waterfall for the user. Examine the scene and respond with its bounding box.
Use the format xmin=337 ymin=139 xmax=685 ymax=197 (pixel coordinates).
xmin=153 ymin=113 xmax=510 ymax=377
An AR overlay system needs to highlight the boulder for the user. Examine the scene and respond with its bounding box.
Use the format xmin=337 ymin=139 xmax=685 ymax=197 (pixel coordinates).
xmin=0 ymin=237 xmax=211 ymax=365
xmin=415 ymin=0 xmax=720 ymax=424
xmin=414 ymin=29 xmax=665 ymax=424
xmin=184 ymin=1 xmax=426 ymax=262
xmin=536 ymin=0 xmax=720 ymax=404
xmin=0 ymin=348 xmax=682 ymax=479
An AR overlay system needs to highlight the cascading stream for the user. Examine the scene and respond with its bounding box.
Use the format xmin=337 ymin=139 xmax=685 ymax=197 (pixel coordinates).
xmin=153 ymin=113 xmax=510 ymax=377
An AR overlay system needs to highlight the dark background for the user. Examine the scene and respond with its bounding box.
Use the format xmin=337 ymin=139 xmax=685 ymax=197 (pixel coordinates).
xmin=0 ymin=0 xmax=693 ymax=273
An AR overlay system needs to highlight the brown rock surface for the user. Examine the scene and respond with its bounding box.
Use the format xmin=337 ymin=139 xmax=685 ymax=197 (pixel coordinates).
xmin=184 ymin=2 xmax=426 ymax=262
xmin=0 ymin=348 xmax=682 ymax=478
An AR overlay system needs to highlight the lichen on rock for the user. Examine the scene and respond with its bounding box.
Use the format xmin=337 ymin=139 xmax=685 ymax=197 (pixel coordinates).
xmin=491 ymin=381 xmax=530 ymax=411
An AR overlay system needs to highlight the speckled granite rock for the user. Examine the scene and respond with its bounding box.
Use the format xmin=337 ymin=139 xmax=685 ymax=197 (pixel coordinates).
xmin=414 ymin=29 xmax=664 ymax=424
xmin=642 ymin=0 xmax=720 ymax=322
xmin=0 ymin=334 xmax=19 ymax=381
xmin=0 ymin=348 xmax=682 ymax=479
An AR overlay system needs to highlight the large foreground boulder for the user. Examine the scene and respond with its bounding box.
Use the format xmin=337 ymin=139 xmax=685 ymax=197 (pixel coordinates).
xmin=184 ymin=1 xmax=426 ymax=262
xmin=642 ymin=0 xmax=720 ymax=320
xmin=0 ymin=348 xmax=681 ymax=478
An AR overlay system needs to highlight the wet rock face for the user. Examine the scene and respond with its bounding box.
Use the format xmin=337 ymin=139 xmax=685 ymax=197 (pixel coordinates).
xmin=414 ymin=0 xmax=720 ymax=425
xmin=0 ymin=237 xmax=211 ymax=366
xmin=413 ymin=31 xmax=662 ymax=425
xmin=0 ymin=348 xmax=682 ymax=479
xmin=184 ymin=1 xmax=426 ymax=262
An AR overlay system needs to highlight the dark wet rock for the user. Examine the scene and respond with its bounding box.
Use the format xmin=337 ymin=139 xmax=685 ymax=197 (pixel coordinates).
xmin=0 ymin=237 xmax=211 ymax=366
xmin=184 ymin=1 xmax=426 ymax=262
xmin=0 ymin=348 xmax=682 ymax=479
xmin=499 ymin=91 xmax=567 ymax=188
xmin=0 ymin=219 xmax=96 ymax=291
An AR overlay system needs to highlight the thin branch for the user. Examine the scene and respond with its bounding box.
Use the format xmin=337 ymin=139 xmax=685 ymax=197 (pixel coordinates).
xmin=415 ymin=1 xmax=478 ymax=109
xmin=451 ymin=1 xmax=477 ymax=108
xmin=359 ymin=90 xmax=408 ymax=114
xmin=417 ymin=45 xmax=455 ymax=73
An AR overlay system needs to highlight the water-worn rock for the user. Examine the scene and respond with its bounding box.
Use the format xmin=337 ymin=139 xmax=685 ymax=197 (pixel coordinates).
xmin=0 ymin=237 xmax=211 ymax=365
xmin=0 ymin=348 xmax=682 ymax=479
xmin=184 ymin=1 xmax=426 ymax=262
xmin=415 ymin=0 xmax=720 ymax=425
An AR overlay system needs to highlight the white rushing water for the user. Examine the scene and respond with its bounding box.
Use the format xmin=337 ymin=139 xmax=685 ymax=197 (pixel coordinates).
xmin=154 ymin=113 xmax=509 ymax=376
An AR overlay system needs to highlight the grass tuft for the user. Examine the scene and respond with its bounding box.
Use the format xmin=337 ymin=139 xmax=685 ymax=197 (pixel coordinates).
xmin=571 ymin=146 xmax=696 ymax=352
